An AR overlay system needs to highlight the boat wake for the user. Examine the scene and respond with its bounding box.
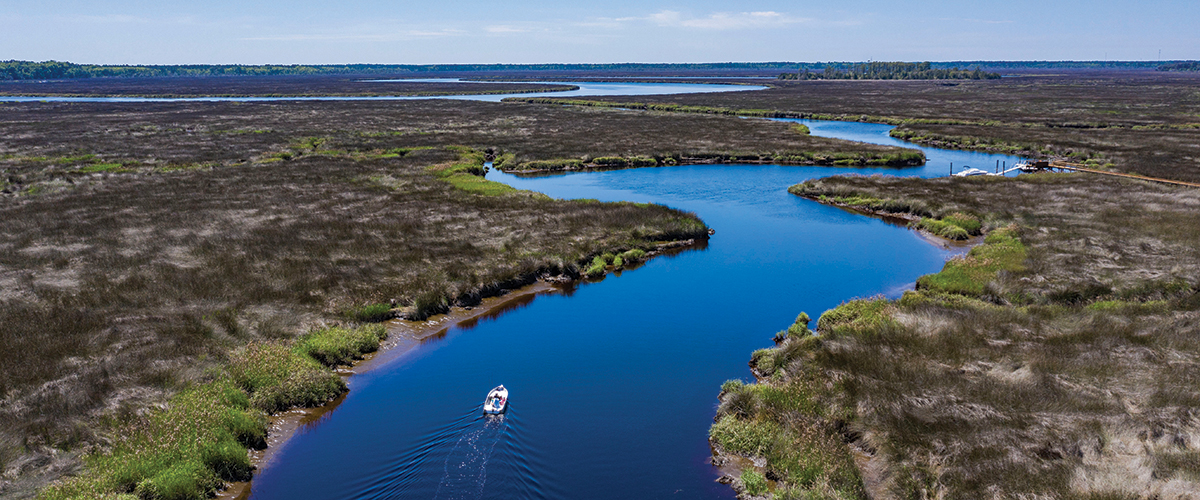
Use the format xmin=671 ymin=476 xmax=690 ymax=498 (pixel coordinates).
xmin=432 ymin=415 xmax=509 ymax=500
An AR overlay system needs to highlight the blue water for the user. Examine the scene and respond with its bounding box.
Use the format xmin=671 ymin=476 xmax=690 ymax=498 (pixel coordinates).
xmin=218 ymin=82 xmax=1030 ymax=499
xmin=0 ymin=80 xmax=764 ymax=103
xmin=246 ymin=156 xmax=1027 ymax=498
xmin=777 ymin=118 xmax=1030 ymax=176
xmin=365 ymin=79 xmax=768 ymax=103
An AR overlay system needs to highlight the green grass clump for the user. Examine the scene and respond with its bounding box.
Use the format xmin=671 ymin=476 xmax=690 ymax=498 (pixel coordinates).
xmin=791 ymin=123 xmax=811 ymax=135
xmin=721 ymin=379 xmax=746 ymax=394
xmin=747 ymin=382 xmax=820 ymax=416
xmin=511 ymin=158 xmax=584 ymax=171
xmin=898 ymin=290 xmax=1001 ymax=311
xmin=294 ymin=325 xmax=388 ymax=367
xmin=912 ymin=217 xmax=968 ymax=240
xmin=711 ymin=411 xmax=863 ymax=498
xmin=612 ymin=255 xmax=624 ymax=268
xmin=710 ymin=415 xmax=781 ymax=457
xmin=941 ymin=212 xmax=982 ymax=234
xmin=40 ymin=324 xmax=385 ymax=500
xmin=447 ymin=174 xmax=516 ymax=196
xmin=55 ymin=153 xmax=98 ymax=164
xmin=410 ymin=289 xmax=450 ymax=320
xmin=790 ymin=182 xmax=932 ymax=217
xmin=344 ymin=303 xmax=393 ymax=322
xmin=585 ymin=255 xmax=607 ymax=278
xmin=39 ymin=377 xmax=264 ymax=500
xmin=77 ymin=163 xmax=129 ymax=174
xmin=777 ymin=312 xmax=813 ymax=343
xmin=592 ymin=156 xmax=658 ymax=168
xmin=592 ymin=156 xmax=626 ymax=166
xmin=619 ymin=248 xmax=646 ymax=263
xmin=916 ymin=226 xmax=1026 ymax=296
xmin=491 ymin=152 xmax=517 ymax=169
xmin=751 ymin=347 xmax=780 ymax=374
xmin=816 ymin=297 xmax=900 ymax=338
xmin=741 ymin=469 xmax=768 ymax=496
xmin=911 ymin=212 xmax=982 ymax=240
xmin=429 ymin=156 xmax=517 ymax=196
xmin=227 ymin=342 xmax=346 ymax=413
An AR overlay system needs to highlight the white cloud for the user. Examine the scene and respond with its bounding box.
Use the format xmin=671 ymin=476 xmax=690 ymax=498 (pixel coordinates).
xmin=634 ymin=10 xmax=810 ymax=30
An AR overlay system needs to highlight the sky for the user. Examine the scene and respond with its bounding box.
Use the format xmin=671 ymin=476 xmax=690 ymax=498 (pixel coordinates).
xmin=2 ymin=0 xmax=1198 ymax=64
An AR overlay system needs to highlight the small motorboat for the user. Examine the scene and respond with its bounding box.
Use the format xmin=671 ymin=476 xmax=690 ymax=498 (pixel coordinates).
xmin=483 ymin=385 xmax=508 ymax=414
xmin=953 ymin=167 xmax=991 ymax=177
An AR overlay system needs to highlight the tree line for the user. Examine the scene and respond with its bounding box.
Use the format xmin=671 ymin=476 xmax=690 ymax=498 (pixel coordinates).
xmin=4 ymin=59 xmax=1195 ymax=81
xmin=0 ymin=60 xmax=804 ymax=80
xmin=1158 ymin=61 xmax=1200 ymax=72
xmin=777 ymin=62 xmax=1000 ymax=81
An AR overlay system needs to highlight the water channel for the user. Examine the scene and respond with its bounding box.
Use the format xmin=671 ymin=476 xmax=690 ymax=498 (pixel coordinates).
xmin=6 ymin=79 xmax=1030 ymax=498
xmin=232 ymin=87 xmax=1030 ymax=499
xmin=0 ymin=79 xmax=766 ymax=103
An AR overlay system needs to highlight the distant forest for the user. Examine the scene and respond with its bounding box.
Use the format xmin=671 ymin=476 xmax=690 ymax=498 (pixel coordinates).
xmin=1 ymin=59 xmax=1197 ymax=81
xmin=777 ymin=62 xmax=1000 ymax=80
xmin=0 ymin=61 xmax=800 ymax=80
xmin=1158 ymin=61 xmax=1200 ymax=71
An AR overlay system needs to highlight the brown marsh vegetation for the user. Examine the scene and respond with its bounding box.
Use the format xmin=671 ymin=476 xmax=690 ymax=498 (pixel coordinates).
xmin=0 ymin=95 xmax=913 ymax=496
xmin=0 ymin=75 xmax=575 ymax=97
xmin=721 ymin=173 xmax=1200 ymax=499
xmin=0 ymin=98 xmax=918 ymax=191
xmin=520 ymin=71 xmax=1200 ymax=183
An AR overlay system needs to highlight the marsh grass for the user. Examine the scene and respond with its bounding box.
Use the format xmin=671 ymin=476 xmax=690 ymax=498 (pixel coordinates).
xmin=815 ymin=298 xmax=900 ymax=338
xmin=227 ymin=341 xmax=345 ymax=414
xmin=39 ymin=323 xmax=386 ymax=499
xmin=910 ymin=216 xmax=974 ymax=240
xmin=585 ymin=256 xmax=608 ymax=278
xmin=38 ymin=377 xmax=264 ymax=500
xmin=916 ymin=226 xmax=1026 ymax=296
xmin=343 ymin=303 xmax=394 ymax=323
xmin=741 ymin=469 xmax=768 ymax=496
xmin=0 ymin=76 xmax=577 ymax=98
xmin=294 ymin=325 xmax=387 ymax=367
xmin=530 ymin=73 xmax=1200 ymax=182
xmin=429 ymin=151 xmax=520 ymax=196
xmin=793 ymin=174 xmax=1200 ymax=301
xmin=712 ymin=371 xmax=864 ymax=499
xmin=1 ymin=98 xmax=722 ymax=492
xmin=748 ymin=172 xmax=1200 ymax=498
xmin=619 ymin=248 xmax=646 ymax=263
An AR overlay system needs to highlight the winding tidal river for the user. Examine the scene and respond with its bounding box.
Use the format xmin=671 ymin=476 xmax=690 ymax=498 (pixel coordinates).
xmin=238 ymin=89 xmax=1030 ymax=498
xmin=10 ymin=79 xmax=1029 ymax=498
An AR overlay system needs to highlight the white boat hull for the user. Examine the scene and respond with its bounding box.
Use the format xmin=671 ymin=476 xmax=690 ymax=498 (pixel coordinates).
xmin=483 ymin=385 xmax=508 ymax=414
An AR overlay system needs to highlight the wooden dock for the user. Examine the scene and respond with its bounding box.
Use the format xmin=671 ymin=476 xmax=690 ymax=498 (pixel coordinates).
xmin=1046 ymin=161 xmax=1200 ymax=188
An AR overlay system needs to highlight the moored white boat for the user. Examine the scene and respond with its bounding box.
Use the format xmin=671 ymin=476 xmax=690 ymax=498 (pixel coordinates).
xmin=483 ymin=385 xmax=508 ymax=414
xmin=953 ymin=167 xmax=991 ymax=177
